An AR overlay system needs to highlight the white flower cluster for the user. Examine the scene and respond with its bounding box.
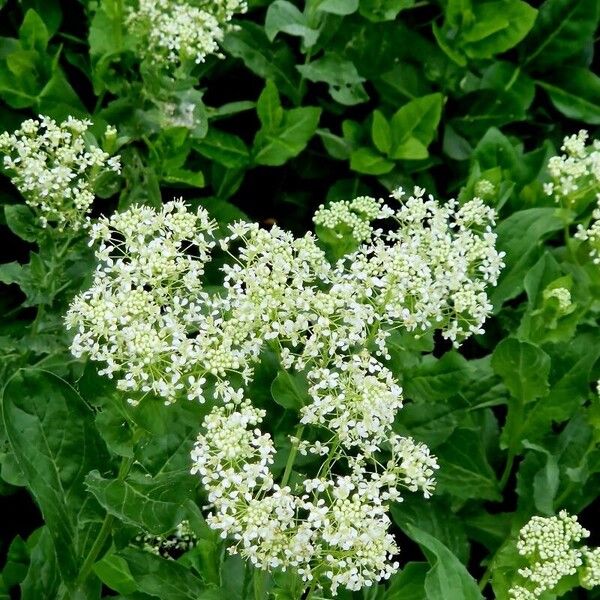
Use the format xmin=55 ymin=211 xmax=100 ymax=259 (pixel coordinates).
xmin=66 ymin=199 xmax=217 ymax=404
xmin=313 ymin=195 xmax=392 ymax=243
xmin=0 ymin=116 xmax=120 ymax=231
xmin=575 ymin=196 xmax=600 ymax=264
xmin=542 ymin=286 xmax=572 ymax=312
xmin=191 ymin=394 xmax=435 ymax=594
xmin=136 ymin=520 xmax=197 ymax=558
xmin=544 ymin=130 xmax=600 ymax=205
xmin=509 ymin=510 xmax=600 ymax=599
xmin=68 ymin=187 xmax=502 ymax=593
xmin=127 ymin=0 xmax=247 ymax=69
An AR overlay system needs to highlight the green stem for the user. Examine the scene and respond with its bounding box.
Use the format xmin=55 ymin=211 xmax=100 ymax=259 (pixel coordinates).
xmin=478 ymin=563 xmax=492 ymax=592
xmin=74 ymin=456 xmax=133 ymax=589
xmin=282 ymin=425 xmax=305 ymax=487
xmin=499 ymin=450 xmax=515 ymax=491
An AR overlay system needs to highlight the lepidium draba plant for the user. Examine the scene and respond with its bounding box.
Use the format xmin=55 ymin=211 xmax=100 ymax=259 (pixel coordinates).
xmin=66 ymin=186 xmax=504 ymax=595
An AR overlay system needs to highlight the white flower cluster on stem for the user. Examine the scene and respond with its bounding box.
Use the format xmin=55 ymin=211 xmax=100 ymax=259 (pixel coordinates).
xmin=127 ymin=0 xmax=247 ymax=70
xmin=0 ymin=116 xmax=120 ymax=231
xmin=509 ymin=510 xmax=600 ymax=599
xmin=543 ymin=130 xmax=600 ymax=206
xmin=67 ymin=186 xmax=503 ymax=593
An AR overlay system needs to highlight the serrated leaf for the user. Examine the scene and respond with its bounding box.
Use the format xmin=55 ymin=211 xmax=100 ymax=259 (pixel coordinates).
xmin=194 ymin=128 xmax=249 ymax=169
xmin=85 ymin=471 xmax=195 ymax=535
xmin=2 ymin=370 xmax=108 ymax=586
xmin=118 ymin=548 xmax=222 ymax=600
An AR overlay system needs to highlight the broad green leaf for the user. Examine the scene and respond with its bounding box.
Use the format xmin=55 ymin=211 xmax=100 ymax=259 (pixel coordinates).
xmin=20 ymin=527 xmax=60 ymax=600
xmin=350 ymin=147 xmax=394 ymax=175
xmin=371 ymin=110 xmax=392 ymax=154
xmin=118 ymin=548 xmax=222 ymax=600
xmin=490 ymin=208 xmax=563 ymax=309
xmin=392 ymin=496 xmax=470 ymax=564
xmin=386 ymin=562 xmax=427 ymax=599
xmin=222 ymin=23 xmax=301 ymax=104
xmin=538 ymin=67 xmax=600 ymax=125
xmin=297 ymin=54 xmax=368 ymax=105
xmin=359 ymin=0 xmax=415 ymax=21
xmin=253 ymin=106 xmax=321 ymax=166
xmin=265 ymin=0 xmax=319 ymax=46
xmin=435 ymin=0 xmax=536 ymax=62
xmin=403 ymin=352 xmax=470 ymax=403
xmin=4 ymin=205 xmax=38 ymax=242
xmin=2 ymin=370 xmax=108 ymax=585
xmin=85 ymin=470 xmax=195 ymax=535
xmin=318 ymin=0 xmax=359 ymax=14
xmin=434 ymin=428 xmax=501 ymax=501
xmin=194 ymin=128 xmax=250 ymax=169
xmin=389 ymin=94 xmax=443 ymax=159
xmin=271 ymin=370 xmax=310 ymax=411
xmin=491 ymin=338 xmax=550 ymax=404
xmin=256 ymin=80 xmax=284 ymax=131
xmin=2 ymin=535 xmax=29 ymax=589
xmin=523 ymin=0 xmax=600 ymax=70
xmin=19 ymin=10 xmax=49 ymax=54
xmin=404 ymin=524 xmax=484 ymax=600
xmin=93 ymin=552 xmax=138 ymax=595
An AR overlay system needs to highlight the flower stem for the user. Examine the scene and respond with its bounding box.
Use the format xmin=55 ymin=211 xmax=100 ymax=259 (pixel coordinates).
xmin=74 ymin=455 xmax=133 ymax=590
xmin=282 ymin=425 xmax=305 ymax=487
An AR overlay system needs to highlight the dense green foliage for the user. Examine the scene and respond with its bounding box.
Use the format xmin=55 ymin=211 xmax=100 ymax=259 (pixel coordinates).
xmin=0 ymin=0 xmax=599 ymax=598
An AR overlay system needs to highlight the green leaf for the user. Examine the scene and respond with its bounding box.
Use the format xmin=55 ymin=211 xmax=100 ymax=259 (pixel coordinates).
xmin=20 ymin=527 xmax=60 ymax=600
xmin=265 ymin=0 xmax=319 ymax=46
xmin=4 ymin=205 xmax=38 ymax=242
xmin=386 ymin=562 xmax=428 ymax=599
xmin=350 ymin=147 xmax=394 ymax=175
xmin=389 ymin=94 xmax=443 ymax=159
xmin=404 ymin=524 xmax=484 ymax=600
xmin=435 ymin=0 xmax=536 ymax=62
xmin=318 ymin=0 xmax=359 ymax=15
xmin=256 ymin=80 xmax=284 ymax=131
xmin=194 ymin=128 xmax=250 ymax=169
xmin=271 ymin=370 xmax=310 ymax=411
xmin=403 ymin=352 xmax=470 ymax=403
xmin=1 ymin=369 xmax=108 ymax=585
xmin=93 ymin=552 xmax=138 ymax=595
xmin=85 ymin=470 xmax=195 ymax=535
xmin=491 ymin=208 xmax=563 ymax=309
xmin=371 ymin=110 xmax=392 ymax=154
xmin=491 ymin=338 xmax=550 ymax=404
xmin=435 ymin=428 xmax=501 ymax=501
xmin=297 ymin=54 xmax=368 ymax=105
xmin=253 ymin=105 xmax=321 ymax=166
xmin=359 ymin=0 xmax=415 ymax=21
xmin=118 ymin=548 xmax=221 ymax=600
xmin=222 ymin=23 xmax=301 ymax=104
xmin=523 ymin=0 xmax=600 ymax=70
xmin=19 ymin=10 xmax=49 ymax=54
xmin=538 ymin=67 xmax=600 ymax=125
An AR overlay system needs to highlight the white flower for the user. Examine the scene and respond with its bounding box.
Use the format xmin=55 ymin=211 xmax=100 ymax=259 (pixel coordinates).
xmin=0 ymin=116 xmax=120 ymax=231
xmin=127 ymin=0 xmax=247 ymax=70
xmin=509 ymin=511 xmax=592 ymax=598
